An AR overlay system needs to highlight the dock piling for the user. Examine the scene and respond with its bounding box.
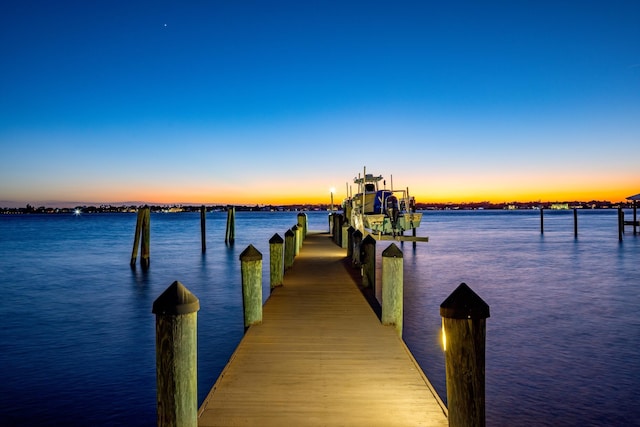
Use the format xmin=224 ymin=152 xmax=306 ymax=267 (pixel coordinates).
xmin=152 ymin=281 xmax=199 ymax=427
xmin=292 ymin=225 xmax=301 ymax=256
xmin=440 ymin=283 xmax=490 ymax=427
xmin=574 ymin=208 xmax=578 ymax=238
xmin=297 ymin=212 xmax=307 ymax=240
xmin=381 ymin=243 xmax=403 ymax=337
xmin=284 ymin=229 xmax=295 ymax=271
xmin=361 ymin=235 xmax=376 ymax=289
xmin=240 ymin=245 xmax=263 ymax=330
xmin=540 ymin=207 xmax=544 ymax=234
xmin=352 ymin=229 xmax=363 ymax=267
xmin=269 ymin=233 xmax=284 ymax=291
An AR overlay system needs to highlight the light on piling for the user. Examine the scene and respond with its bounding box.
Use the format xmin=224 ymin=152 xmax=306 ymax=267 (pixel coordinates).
xmin=442 ymin=319 xmax=447 ymax=351
xmin=330 ymin=187 xmax=335 ymax=212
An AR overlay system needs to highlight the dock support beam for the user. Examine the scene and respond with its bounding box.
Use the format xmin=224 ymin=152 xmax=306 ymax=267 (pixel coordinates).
xmin=269 ymin=233 xmax=284 ymax=291
xmin=153 ymin=281 xmax=200 ymax=427
xmin=240 ymin=245 xmax=263 ymax=330
xmin=440 ymin=283 xmax=490 ymax=427
xmin=381 ymin=243 xmax=403 ymax=337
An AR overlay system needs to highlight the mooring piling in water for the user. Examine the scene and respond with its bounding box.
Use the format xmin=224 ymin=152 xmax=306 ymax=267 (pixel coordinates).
xmin=225 ymin=206 xmax=235 ymax=245
xmin=440 ymin=282 xmax=490 ymax=427
xmin=618 ymin=207 xmax=625 ymax=242
xmin=152 ymin=281 xmax=199 ymax=427
xmin=130 ymin=206 xmax=150 ymax=268
xmin=200 ymin=205 xmax=206 ymax=253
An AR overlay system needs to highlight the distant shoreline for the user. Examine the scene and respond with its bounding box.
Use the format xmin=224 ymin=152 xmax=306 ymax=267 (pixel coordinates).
xmin=1 ymin=200 xmax=634 ymax=215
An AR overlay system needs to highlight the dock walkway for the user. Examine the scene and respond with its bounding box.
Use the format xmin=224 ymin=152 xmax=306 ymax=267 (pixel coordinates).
xmin=198 ymin=231 xmax=448 ymax=426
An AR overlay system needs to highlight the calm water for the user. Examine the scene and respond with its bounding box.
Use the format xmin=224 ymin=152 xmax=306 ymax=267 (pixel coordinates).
xmin=1 ymin=210 xmax=638 ymax=426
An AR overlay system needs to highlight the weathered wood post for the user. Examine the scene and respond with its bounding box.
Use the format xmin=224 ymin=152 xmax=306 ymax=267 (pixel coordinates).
xmin=292 ymin=224 xmax=301 ymax=256
xmin=381 ymin=243 xmax=403 ymax=337
xmin=352 ymin=229 xmax=363 ymax=267
xmin=346 ymin=226 xmax=355 ymax=259
xmin=141 ymin=206 xmax=151 ymax=269
xmin=225 ymin=206 xmax=235 ymax=245
xmin=440 ymin=283 xmax=490 ymax=427
xmin=240 ymin=245 xmax=262 ymax=330
xmin=269 ymin=233 xmax=284 ymax=291
xmin=130 ymin=207 xmax=144 ymax=266
xmin=200 ymin=205 xmax=206 ymax=253
xmin=152 ymin=281 xmax=200 ymax=427
xmin=297 ymin=212 xmax=307 ymax=240
xmin=573 ymin=208 xmax=578 ymax=238
xmin=618 ymin=207 xmax=624 ymax=242
xmin=361 ymin=235 xmax=376 ymax=289
xmin=328 ymin=212 xmax=334 ymax=235
xmin=341 ymin=220 xmax=349 ymax=249
xmin=284 ymin=228 xmax=295 ymax=271
xmin=540 ymin=207 xmax=544 ymax=234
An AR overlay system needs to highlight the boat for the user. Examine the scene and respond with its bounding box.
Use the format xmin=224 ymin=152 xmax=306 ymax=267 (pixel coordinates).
xmin=343 ymin=168 xmax=427 ymax=241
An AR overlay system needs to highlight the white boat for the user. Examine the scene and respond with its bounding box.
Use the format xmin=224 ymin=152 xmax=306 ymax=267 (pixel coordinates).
xmin=344 ymin=168 xmax=426 ymax=241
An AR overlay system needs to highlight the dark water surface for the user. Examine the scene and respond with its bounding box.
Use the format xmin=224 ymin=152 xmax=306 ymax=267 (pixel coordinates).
xmin=1 ymin=210 xmax=638 ymax=426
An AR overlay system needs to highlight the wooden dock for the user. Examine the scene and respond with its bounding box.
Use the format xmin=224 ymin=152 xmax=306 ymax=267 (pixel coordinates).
xmin=198 ymin=231 xmax=447 ymax=426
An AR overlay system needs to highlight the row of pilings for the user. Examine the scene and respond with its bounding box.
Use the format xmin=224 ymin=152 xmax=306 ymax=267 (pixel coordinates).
xmin=130 ymin=205 xmax=237 ymax=268
xmin=330 ymin=212 xmax=491 ymax=427
xmin=538 ymin=206 xmax=638 ymax=240
xmin=150 ymin=212 xmax=308 ymax=427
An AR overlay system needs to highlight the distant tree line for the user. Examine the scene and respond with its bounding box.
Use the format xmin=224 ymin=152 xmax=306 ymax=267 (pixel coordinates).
xmin=1 ymin=200 xmax=634 ymax=215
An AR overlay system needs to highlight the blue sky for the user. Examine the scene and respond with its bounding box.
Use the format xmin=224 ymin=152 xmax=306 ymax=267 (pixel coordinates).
xmin=1 ymin=1 xmax=638 ymax=206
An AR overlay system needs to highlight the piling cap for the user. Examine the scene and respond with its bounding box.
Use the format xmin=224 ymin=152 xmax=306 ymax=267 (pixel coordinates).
xmin=239 ymin=244 xmax=262 ymax=261
xmin=362 ymin=234 xmax=376 ymax=244
xmin=353 ymin=229 xmax=363 ymax=238
xmin=285 ymin=229 xmax=294 ymax=237
xmin=269 ymin=233 xmax=284 ymax=244
xmin=152 ymin=281 xmax=200 ymax=315
xmin=382 ymin=243 xmax=402 ymax=258
xmin=440 ymin=282 xmax=490 ymax=319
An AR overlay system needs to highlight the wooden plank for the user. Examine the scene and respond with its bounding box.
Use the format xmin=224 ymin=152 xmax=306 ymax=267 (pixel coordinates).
xmin=198 ymin=232 xmax=447 ymax=427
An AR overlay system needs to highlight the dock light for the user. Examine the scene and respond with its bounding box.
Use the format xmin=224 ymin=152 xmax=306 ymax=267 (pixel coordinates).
xmin=442 ymin=319 xmax=446 ymax=351
xmin=330 ymin=187 xmax=335 ymax=212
